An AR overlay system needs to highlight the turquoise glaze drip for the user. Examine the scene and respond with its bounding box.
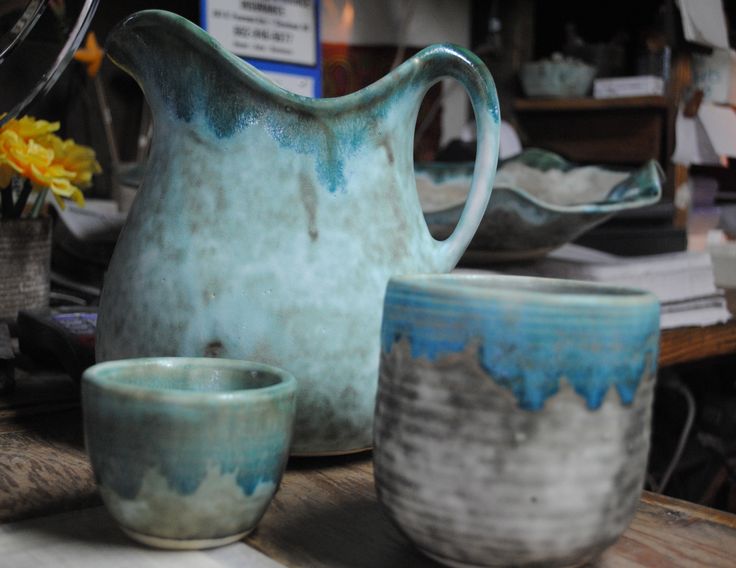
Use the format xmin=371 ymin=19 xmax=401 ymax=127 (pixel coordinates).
xmin=87 ymin=388 xmax=293 ymax=499
xmin=381 ymin=286 xmax=660 ymax=411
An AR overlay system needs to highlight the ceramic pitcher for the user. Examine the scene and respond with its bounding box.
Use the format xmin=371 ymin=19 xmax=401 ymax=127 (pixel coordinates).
xmin=96 ymin=10 xmax=500 ymax=455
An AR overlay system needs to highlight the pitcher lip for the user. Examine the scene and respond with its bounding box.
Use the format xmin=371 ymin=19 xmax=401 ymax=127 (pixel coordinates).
xmin=387 ymin=273 xmax=659 ymax=306
xmin=105 ymin=9 xmax=482 ymax=110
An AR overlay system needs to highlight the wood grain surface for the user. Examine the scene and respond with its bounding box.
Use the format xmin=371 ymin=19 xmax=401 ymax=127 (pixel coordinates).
xmin=246 ymin=453 xmax=736 ymax=568
xmin=601 ymin=492 xmax=736 ymax=567
xmin=0 ymin=410 xmax=99 ymax=523
xmin=660 ymin=318 xmax=736 ymax=367
xmin=1 ymin=408 xmax=735 ymax=566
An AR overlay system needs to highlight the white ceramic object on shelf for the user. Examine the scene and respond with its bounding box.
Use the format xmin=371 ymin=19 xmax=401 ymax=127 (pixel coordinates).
xmin=520 ymin=55 xmax=596 ymax=98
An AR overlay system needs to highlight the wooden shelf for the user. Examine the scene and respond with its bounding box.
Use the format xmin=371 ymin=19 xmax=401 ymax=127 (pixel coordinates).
xmin=512 ymin=95 xmax=670 ymax=166
xmin=660 ymin=318 xmax=736 ymax=368
xmin=514 ymin=95 xmax=668 ymax=112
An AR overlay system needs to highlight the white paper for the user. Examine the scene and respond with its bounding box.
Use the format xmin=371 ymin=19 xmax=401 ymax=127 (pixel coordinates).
xmin=697 ymin=103 xmax=736 ymax=157
xmin=0 ymin=506 xmax=284 ymax=568
xmin=455 ymin=264 xmax=732 ymax=330
xmin=672 ymin=106 xmax=724 ymax=166
xmin=499 ymin=121 xmax=523 ymax=159
xmin=660 ymin=295 xmax=731 ymax=329
xmin=53 ymin=198 xmax=127 ymax=242
xmin=206 ymin=0 xmax=317 ymax=66
xmin=693 ymin=49 xmax=736 ymax=104
xmin=261 ymin=70 xmax=314 ymax=97
xmin=676 ymin=0 xmax=730 ymax=49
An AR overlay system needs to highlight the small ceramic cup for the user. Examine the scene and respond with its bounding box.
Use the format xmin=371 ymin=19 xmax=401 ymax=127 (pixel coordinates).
xmin=82 ymin=357 xmax=296 ymax=550
xmin=374 ymin=274 xmax=660 ymax=568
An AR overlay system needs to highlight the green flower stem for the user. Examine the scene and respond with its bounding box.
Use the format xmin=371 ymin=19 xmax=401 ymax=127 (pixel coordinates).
xmin=13 ymin=180 xmax=32 ymax=218
xmin=30 ymin=187 xmax=49 ymax=218
xmin=1 ymin=186 xmax=13 ymax=219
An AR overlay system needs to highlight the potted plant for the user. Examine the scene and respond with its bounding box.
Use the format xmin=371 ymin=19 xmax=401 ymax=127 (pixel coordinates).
xmin=0 ymin=114 xmax=101 ymax=321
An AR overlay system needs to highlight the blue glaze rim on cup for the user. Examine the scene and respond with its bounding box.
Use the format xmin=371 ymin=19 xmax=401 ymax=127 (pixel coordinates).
xmin=381 ymin=274 xmax=661 ymax=411
xmin=384 ymin=273 xmax=660 ymax=306
xmin=82 ymin=357 xmax=297 ymax=404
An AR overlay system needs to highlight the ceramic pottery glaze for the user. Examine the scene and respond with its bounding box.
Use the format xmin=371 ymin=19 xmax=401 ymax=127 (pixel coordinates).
xmin=82 ymin=358 xmax=296 ymax=549
xmin=375 ymin=274 xmax=660 ymax=568
xmin=419 ymin=148 xmax=663 ymax=262
xmin=96 ymin=10 xmax=500 ymax=455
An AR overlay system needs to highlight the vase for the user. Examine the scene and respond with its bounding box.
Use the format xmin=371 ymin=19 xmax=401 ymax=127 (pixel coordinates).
xmin=0 ymin=218 xmax=52 ymax=321
xmin=95 ymin=10 xmax=501 ymax=455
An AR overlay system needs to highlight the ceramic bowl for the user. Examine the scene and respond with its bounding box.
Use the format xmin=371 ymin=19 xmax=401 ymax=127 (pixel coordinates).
xmin=375 ymin=274 xmax=660 ymax=567
xmin=418 ymin=148 xmax=663 ymax=262
xmin=520 ymin=57 xmax=596 ymax=98
xmin=82 ymin=357 xmax=296 ymax=549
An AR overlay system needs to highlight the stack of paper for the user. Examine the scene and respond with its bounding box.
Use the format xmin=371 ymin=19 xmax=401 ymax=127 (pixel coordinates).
xmin=672 ymin=103 xmax=736 ymax=167
xmin=675 ymin=0 xmax=729 ymax=50
xmin=479 ymin=244 xmax=731 ymax=330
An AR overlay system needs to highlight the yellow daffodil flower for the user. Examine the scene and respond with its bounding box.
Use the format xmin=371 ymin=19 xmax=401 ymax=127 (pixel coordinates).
xmin=4 ymin=115 xmax=60 ymax=139
xmin=38 ymin=133 xmax=102 ymax=189
xmin=0 ymin=115 xmax=101 ymax=211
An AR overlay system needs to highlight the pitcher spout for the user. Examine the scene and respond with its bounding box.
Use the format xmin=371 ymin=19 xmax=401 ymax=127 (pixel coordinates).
xmin=106 ymin=10 xmax=265 ymax=137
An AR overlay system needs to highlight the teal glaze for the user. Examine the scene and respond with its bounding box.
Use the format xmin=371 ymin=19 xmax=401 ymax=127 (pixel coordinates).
xmin=96 ymin=10 xmax=501 ymax=454
xmin=82 ymin=358 xmax=296 ymax=547
xmin=381 ymin=274 xmax=660 ymax=410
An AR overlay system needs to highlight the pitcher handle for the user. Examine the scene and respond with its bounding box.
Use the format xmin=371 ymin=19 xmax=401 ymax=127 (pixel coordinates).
xmin=410 ymin=44 xmax=501 ymax=270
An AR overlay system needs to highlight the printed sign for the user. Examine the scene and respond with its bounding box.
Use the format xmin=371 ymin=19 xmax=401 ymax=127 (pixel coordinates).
xmin=201 ymin=0 xmax=321 ymax=97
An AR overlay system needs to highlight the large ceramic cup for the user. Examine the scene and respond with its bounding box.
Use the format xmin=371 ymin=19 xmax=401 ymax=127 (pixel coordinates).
xmin=375 ymin=274 xmax=660 ymax=567
xmin=82 ymin=358 xmax=296 ymax=550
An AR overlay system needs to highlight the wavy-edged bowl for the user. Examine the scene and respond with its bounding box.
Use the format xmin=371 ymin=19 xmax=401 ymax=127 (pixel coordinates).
xmin=418 ymin=148 xmax=663 ymax=262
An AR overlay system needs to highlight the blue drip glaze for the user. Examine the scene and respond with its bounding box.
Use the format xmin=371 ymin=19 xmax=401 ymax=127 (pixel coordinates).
xmin=85 ymin=392 xmax=291 ymax=499
xmin=105 ymin=11 xmax=420 ymax=195
xmin=381 ymin=288 xmax=660 ymax=411
xmin=106 ymin=11 xmax=498 ymax=196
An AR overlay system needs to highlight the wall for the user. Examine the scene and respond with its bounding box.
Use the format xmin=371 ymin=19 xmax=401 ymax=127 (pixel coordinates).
xmin=321 ymin=0 xmax=471 ymax=146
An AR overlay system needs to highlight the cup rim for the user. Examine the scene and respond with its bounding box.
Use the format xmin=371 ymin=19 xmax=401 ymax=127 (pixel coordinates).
xmin=82 ymin=357 xmax=296 ymax=402
xmin=387 ymin=273 xmax=658 ymax=308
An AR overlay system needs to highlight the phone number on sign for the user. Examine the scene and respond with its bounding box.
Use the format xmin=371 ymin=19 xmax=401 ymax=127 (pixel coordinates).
xmin=234 ymin=26 xmax=293 ymax=43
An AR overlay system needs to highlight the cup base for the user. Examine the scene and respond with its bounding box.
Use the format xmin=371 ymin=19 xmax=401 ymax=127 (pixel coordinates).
xmin=421 ymin=549 xmax=591 ymax=568
xmin=121 ymin=526 xmax=253 ymax=550
xmin=290 ymin=444 xmax=372 ymax=458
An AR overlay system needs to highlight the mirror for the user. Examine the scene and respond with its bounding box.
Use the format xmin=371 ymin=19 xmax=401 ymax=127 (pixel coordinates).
xmin=0 ymin=0 xmax=99 ymax=126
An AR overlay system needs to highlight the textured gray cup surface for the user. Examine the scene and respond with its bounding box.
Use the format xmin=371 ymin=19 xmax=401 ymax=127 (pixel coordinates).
xmin=374 ymin=274 xmax=660 ymax=567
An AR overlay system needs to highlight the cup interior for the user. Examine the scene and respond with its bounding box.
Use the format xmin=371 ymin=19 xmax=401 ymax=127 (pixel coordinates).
xmin=83 ymin=358 xmax=293 ymax=396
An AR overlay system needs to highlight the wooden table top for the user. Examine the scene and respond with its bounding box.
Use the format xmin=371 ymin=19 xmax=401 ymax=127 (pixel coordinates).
xmin=245 ymin=453 xmax=736 ymax=568
xmin=1 ymin=408 xmax=735 ymax=567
